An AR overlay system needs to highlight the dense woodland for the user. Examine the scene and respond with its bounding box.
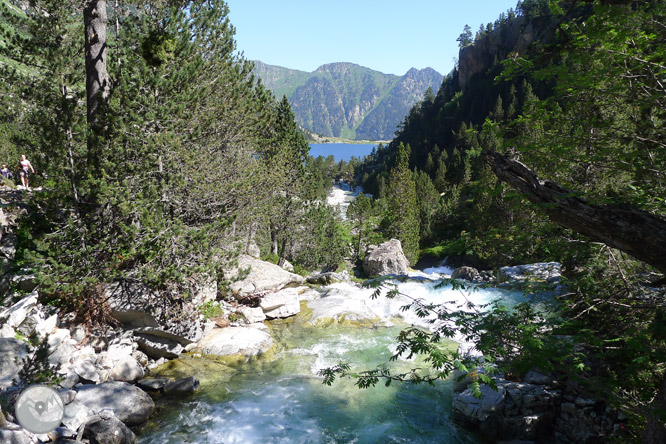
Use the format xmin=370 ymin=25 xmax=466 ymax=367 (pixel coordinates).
xmin=1 ymin=0 xmax=666 ymax=442
xmin=350 ymin=0 xmax=666 ymax=442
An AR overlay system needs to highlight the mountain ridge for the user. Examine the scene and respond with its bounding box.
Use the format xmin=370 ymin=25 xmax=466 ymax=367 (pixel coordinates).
xmin=253 ymin=61 xmax=443 ymax=140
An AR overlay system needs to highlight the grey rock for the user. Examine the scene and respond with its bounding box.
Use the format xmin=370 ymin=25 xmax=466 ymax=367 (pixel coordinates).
xmin=225 ymin=255 xmax=305 ymax=296
xmin=109 ymin=356 xmax=144 ymax=383
xmin=136 ymin=377 xmax=171 ymax=393
xmin=85 ymin=415 xmax=136 ymax=444
xmin=164 ymin=377 xmax=200 ymax=395
xmin=0 ymin=338 xmax=27 ymax=389
xmin=73 ymin=358 xmax=100 ymax=383
xmin=451 ymin=266 xmax=481 ymax=282
xmin=134 ymin=332 xmax=184 ymax=359
xmin=0 ymin=429 xmax=32 ymax=444
xmin=362 ymin=239 xmax=410 ymax=276
xmin=62 ymin=400 xmax=96 ymax=432
xmin=260 ymin=287 xmax=301 ymax=319
xmin=75 ymin=381 xmax=155 ymax=426
xmin=104 ymin=281 xmax=159 ymax=328
xmin=10 ymin=273 xmax=38 ymax=293
xmin=197 ymin=326 xmax=273 ymax=357
xmin=239 ymin=306 xmax=266 ymax=324
xmin=0 ymin=292 xmax=38 ymax=328
xmin=58 ymin=389 xmax=77 ymax=405
xmin=0 ymin=233 xmax=17 ymax=259
xmin=59 ymin=372 xmax=80 ymax=389
xmin=306 ymin=271 xmax=350 ymax=285
xmin=278 ymin=257 xmax=294 ymax=272
xmin=523 ymin=371 xmax=554 ymax=386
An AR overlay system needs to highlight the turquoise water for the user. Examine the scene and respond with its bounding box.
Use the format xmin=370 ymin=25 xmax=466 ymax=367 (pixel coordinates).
xmin=309 ymin=143 xmax=377 ymax=162
xmin=136 ymin=321 xmax=486 ymax=444
xmin=136 ymin=277 xmax=540 ymax=444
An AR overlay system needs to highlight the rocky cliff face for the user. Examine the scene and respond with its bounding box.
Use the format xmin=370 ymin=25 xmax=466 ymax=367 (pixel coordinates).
xmin=253 ymin=62 xmax=443 ymax=140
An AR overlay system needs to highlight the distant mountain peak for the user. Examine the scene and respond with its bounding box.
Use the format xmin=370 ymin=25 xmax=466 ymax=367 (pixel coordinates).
xmin=253 ymin=61 xmax=443 ymax=140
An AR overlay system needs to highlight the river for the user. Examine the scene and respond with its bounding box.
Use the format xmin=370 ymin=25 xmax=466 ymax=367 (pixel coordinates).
xmin=137 ymin=185 xmax=532 ymax=444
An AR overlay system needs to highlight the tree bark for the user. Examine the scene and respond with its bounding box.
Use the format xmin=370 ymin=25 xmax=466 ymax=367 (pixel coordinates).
xmin=83 ymin=0 xmax=109 ymax=162
xmin=485 ymin=151 xmax=666 ymax=275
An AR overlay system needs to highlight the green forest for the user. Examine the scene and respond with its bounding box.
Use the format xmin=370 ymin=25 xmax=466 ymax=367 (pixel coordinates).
xmin=0 ymin=0 xmax=665 ymax=443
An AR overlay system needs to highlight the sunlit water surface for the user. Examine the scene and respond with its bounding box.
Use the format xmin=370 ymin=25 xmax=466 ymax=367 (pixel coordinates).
xmin=137 ymin=185 xmax=544 ymax=444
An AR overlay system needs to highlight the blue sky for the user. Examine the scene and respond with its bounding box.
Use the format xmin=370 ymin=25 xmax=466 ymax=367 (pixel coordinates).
xmin=225 ymin=0 xmax=519 ymax=76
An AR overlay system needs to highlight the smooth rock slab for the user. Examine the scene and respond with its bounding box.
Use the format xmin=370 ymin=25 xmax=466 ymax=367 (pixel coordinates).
xmin=197 ymin=326 xmax=273 ymax=357
xmin=75 ymin=382 xmax=155 ymax=426
xmin=260 ymin=287 xmax=301 ymax=319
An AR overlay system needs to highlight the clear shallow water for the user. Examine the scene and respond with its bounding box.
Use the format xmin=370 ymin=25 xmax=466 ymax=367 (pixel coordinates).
xmin=137 ymin=185 xmax=545 ymax=444
xmin=309 ymin=143 xmax=377 ymax=162
xmin=137 ymin=278 xmax=542 ymax=444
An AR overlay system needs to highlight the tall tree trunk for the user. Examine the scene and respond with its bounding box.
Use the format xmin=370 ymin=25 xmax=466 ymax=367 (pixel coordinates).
xmin=485 ymin=151 xmax=666 ymax=275
xmin=83 ymin=0 xmax=109 ymax=167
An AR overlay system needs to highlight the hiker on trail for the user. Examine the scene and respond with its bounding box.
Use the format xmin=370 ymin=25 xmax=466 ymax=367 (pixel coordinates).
xmin=1 ymin=164 xmax=12 ymax=180
xmin=17 ymin=155 xmax=35 ymax=190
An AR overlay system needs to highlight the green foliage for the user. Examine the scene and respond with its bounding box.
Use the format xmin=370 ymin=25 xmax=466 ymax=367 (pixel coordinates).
xmin=382 ymin=143 xmax=420 ymax=264
xmin=200 ymin=301 xmax=224 ymax=320
xmin=17 ymin=334 xmax=61 ymax=387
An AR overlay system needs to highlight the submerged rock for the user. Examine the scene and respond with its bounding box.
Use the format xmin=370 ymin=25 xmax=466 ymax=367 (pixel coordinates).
xmin=363 ymin=239 xmax=410 ymax=276
xmin=149 ymin=356 xmax=236 ymax=386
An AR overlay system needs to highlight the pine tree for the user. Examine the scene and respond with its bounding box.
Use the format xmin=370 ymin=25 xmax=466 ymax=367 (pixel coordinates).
xmin=383 ymin=143 xmax=419 ymax=264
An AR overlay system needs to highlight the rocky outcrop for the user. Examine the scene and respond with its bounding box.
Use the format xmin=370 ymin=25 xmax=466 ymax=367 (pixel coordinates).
xmin=458 ymin=15 xmax=555 ymax=91
xmin=452 ymin=372 xmax=621 ymax=443
xmin=225 ymin=255 xmax=305 ymax=296
xmin=363 ymin=239 xmax=410 ymax=276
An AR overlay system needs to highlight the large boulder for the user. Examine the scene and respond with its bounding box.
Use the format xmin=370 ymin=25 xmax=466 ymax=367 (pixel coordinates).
xmin=75 ymin=382 xmax=155 ymax=426
xmin=225 ymin=255 xmax=304 ymax=296
xmin=0 ymin=338 xmax=27 ymax=389
xmin=451 ymin=266 xmax=481 ymax=282
xmin=260 ymin=287 xmax=301 ymax=319
xmin=85 ymin=413 xmax=136 ymax=444
xmin=362 ymin=239 xmax=410 ymax=276
xmin=197 ymin=325 xmax=273 ymax=357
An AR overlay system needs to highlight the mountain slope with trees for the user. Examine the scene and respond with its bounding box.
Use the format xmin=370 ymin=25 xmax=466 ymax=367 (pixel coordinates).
xmin=349 ymin=1 xmax=666 ymax=442
xmin=253 ymin=61 xmax=443 ymax=140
